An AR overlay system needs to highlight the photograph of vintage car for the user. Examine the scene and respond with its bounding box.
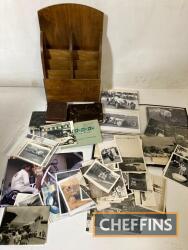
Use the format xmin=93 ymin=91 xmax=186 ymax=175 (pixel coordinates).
xmin=101 ymin=90 xmax=139 ymax=110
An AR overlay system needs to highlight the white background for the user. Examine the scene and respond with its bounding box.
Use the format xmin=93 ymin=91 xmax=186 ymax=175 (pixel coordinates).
xmin=1 ymin=0 xmax=188 ymax=89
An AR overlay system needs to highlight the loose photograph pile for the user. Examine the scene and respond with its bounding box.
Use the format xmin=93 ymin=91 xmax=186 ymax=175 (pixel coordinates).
xmin=0 ymin=89 xmax=188 ymax=244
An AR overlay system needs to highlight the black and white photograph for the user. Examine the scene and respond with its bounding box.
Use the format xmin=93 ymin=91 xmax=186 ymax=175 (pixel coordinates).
xmin=128 ymin=173 xmax=148 ymax=191
xmin=40 ymin=121 xmax=77 ymax=146
xmin=14 ymin=134 xmax=59 ymax=168
xmin=0 ymin=206 xmax=49 ymax=245
xmin=134 ymin=174 xmax=166 ymax=212
xmin=101 ymin=110 xmax=140 ymax=134
xmin=83 ymin=160 xmax=120 ymax=193
xmin=174 ymin=145 xmax=188 ymax=160
xmin=98 ymin=140 xmax=122 ymax=165
xmin=115 ymin=135 xmax=147 ymax=172
xmin=97 ymin=170 xmax=128 ymax=202
xmin=144 ymin=118 xmax=166 ymax=137
xmin=18 ymin=143 xmax=50 ymax=166
xmin=164 ymin=153 xmax=188 ymax=188
xmin=146 ymin=106 xmax=188 ymax=127
xmin=17 ymin=193 xmax=43 ymax=206
xmin=142 ymin=136 xmax=176 ymax=166
xmin=101 ymin=90 xmax=139 ymax=110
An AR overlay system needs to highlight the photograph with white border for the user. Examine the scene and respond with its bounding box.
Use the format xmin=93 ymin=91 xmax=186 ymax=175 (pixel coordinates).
xmin=83 ymin=160 xmax=120 ymax=193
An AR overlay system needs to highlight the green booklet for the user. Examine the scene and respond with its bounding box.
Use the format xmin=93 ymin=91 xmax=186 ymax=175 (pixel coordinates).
xmin=74 ymin=120 xmax=102 ymax=146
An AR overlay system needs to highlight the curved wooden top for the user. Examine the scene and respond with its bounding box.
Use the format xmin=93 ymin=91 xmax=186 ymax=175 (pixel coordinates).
xmin=38 ymin=3 xmax=104 ymax=50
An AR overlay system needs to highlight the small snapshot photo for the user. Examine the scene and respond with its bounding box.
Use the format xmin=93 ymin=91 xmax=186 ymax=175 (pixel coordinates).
xmin=128 ymin=173 xmax=148 ymax=191
xmin=174 ymin=145 xmax=188 ymax=160
xmin=146 ymin=106 xmax=188 ymax=127
xmin=18 ymin=143 xmax=50 ymax=166
xmin=83 ymin=160 xmax=120 ymax=193
xmin=17 ymin=193 xmax=43 ymax=206
xmin=164 ymin=154 xmax=188 ymax=187
xmin=41 ymin=184 xmax=60 ymax=215
xmin=98 ymin=140 xmax=122 ymax=165
xmin=0 ymin=206 xmax=50 ymax=245
xmin=40 ymin=121 xmax=77 ymax=146
xmin=58 ymin=173 xmax=94 ymax=214
xmin=101 ymin=89 xmax=139 ymax=110
xmin=101 ymin=111 xmax=140 ymax=133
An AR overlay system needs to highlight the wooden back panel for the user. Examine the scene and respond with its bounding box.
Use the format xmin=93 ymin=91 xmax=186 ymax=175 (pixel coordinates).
xmin=38 ymin=3 xmax=103 ymax=50
xmin=38 ymin=4 xmax=103 ymax=103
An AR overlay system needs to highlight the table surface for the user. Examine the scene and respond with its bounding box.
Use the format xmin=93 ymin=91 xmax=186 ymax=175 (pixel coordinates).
xmin=0 ymin=87 xmax=188 ymax=250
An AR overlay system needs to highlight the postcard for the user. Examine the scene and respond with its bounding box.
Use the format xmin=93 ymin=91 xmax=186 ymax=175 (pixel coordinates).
xmin=115 ymin=135 xmax=147 ymax=172
xmin=74 ymin=120 xmax=102 ymax=146
xmin=83 ymin=160 xmax=120 ymax=193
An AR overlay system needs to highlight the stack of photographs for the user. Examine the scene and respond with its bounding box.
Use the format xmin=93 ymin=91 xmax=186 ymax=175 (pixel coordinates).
xmin=100 ymin=89 xmax=140 ymax=134
xmin=4 ymin=88 xmax=188 ymax=241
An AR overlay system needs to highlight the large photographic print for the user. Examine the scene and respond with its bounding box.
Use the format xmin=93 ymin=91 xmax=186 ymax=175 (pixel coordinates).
xmin=101 ymin=110 xmax=140 ymax=134
xmin=101 ymin=90 xmax=139 ymax=110
xmin=146 ymin=106 xmax=188 ymax=127
xmin=164 ymin=153 xmax=188 ymax=188
xmin=83 ymin=161 xmax=120 ymax=193
xmin=0 ymin=206 xmax=49 ymax=245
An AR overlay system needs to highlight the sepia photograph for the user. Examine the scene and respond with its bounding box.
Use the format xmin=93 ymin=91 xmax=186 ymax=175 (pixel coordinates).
xmin=146 ymin=106 xmax=188 ymax=127
xmin=0 ymin=206 xmax=49 ymax=245
xmin=142 ymin=136 xmax=176 ymax=166
xmin=40 ymin=121 xmax=77 ymax=146
xmin=101 ymin=90 xmax=139 ymax=110
xmin=83 ymin=160 xmax=120 ymax=193
xmin=128 ymin=173 xmax=148 ymax=191
xmin=58 ymin=173 xmax=95 ymax=214
xmin=101 ymin=110 xmax=140 ymax=134
xmin=98 ymin=140 xmax=122 ymax=165
xmin=115 ymin=135 xmax=147 ymax=172
xmin=164 ymin=153 xmax=188 ymax=188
